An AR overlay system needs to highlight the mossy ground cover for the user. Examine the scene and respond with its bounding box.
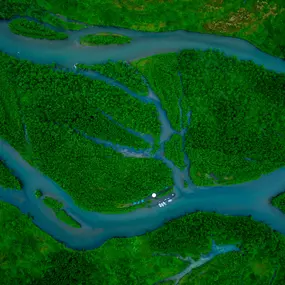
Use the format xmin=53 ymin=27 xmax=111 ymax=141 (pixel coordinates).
xmin=9 ymin=18 xmax=68 ymax=40
xmin=77 ymin=60 xmax=149 ymax=96
xmin=80 ymin=33 xmax=131 ymax=46
xmin=1 ymin=0 xmax=285 ymax=59
xmin=0 ymin=51 xmax=171 ymax=212
xmin=43 ymin=197 xmax=81 ymax=228
xmin=1 ymin=200 xmax=285 ymax=284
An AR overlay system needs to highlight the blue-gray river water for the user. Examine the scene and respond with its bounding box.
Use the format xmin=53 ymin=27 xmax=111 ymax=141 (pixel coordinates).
xmin=1 ymin=19 xmax=285 ymax=250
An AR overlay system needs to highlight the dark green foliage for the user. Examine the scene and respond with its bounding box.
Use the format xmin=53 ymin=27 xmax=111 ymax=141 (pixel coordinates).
xmin=177 ymin=49 xmax=285 ymax=185
xmin=35 ymin=251 xmax=99 ymax=284
xmin=9 ymin=18 xmax=68 ymax=40
xmin=2 ymin=0 xmax=285 ymax=59
xmin=1 ymin=200 xmax=285 ymax=284
xmin=147 ymin=211 xmax=282 ymax=263
xmin=133 ymin=53 xmax=184 ymax=131
xmin=164 ymin=134 xmax=185 ymax=170
xmin=271 ymin=192 xmax=285 ymax=214
xmin=180 ymin=251 xmax=277 ymax=284
xmin=0 ymin=0 xmax=36 ymax=19
xmin=43 ymin=197 xmax=81 ymax=227
xmin=0 ymin=52 xmax=170 ymax=212
xmin=80 ymin=33 xmax=131 ymax=46
xmin=0 ymin=162 xmax=21 ymax=190
xmin=35 ymin=189 xmax=43 ymax=198
xmin=77 ymin=60 xmax=148 ymax=96
xmin=0 ymin=201 xmax=186 ymax=284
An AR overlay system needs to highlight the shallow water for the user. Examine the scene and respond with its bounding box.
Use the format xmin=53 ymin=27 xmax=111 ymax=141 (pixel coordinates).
xmin=1 ymin=19 xmax=285 ymax=250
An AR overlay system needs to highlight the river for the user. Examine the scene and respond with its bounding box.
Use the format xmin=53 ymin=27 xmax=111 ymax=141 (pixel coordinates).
xmin=1 ymin=19 xmax=285 ymax=250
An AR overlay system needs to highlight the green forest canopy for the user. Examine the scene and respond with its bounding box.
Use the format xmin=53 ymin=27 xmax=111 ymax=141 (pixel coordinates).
xmin=2 ymin=48 xmax=285 ymax=211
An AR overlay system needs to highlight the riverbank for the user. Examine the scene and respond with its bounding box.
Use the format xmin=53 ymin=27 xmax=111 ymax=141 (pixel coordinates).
xmin=0 ymin=194 xmax=285 ymax=284
xmin=1 ymin=0 xmax=285 ymax=59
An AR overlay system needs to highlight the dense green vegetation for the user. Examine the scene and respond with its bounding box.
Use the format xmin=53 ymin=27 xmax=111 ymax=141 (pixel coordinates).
xmin=1 ymin=200 xmax=285 ymax=284
xmin=180 ymin=250 xmax=278 ymax=284
xmin=133 ymin=53 xmax=185 ymax=131
xmin=271 ymin=192 xmax=285 ymax=214
xmin=43 ymin=196 xmax=81 ymax=228
xmin=80 ymin=33 xmax=131 ymax=46
xmin=164 ymin=134 xmax=185 ymax=170
xmin=35 ymin=189 xmax=42 ymax=198
xmin=9 ymin=18 xmax=68 ymax=40
xmin=136 ymin=49 xmax=285 ymax=186
xmin=0 ymin=64 xmax=27 ymax=153
xmin=1 ymin=0 xmax=285 ymax=59
xmin=0 ymin=51 xmax=170 ymax=212
xmin=178 ymin=49 xmax=285 ymax=186
xmin=0 ymin=162 xmax=21 ymax=190
xmin=77 ymin=60 xmax=149 ymax=96
xmin=147 ymin=211 xmax=285 ymax=283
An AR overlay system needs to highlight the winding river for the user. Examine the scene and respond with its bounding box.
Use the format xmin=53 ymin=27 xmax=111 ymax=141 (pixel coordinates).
xmin=1 ymin=19 xmax=285 ymax=250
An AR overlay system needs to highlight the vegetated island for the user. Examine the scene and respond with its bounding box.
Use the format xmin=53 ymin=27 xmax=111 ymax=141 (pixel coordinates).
xmin=271 ymin=192 xmax=285 ymax=214
xmin=2 ymin=46 xmax=285 ymax=212
xmin=1 ymin=199 xmax=285 ymax=284
xmin=43 ymin=196 xmax=81 ymax=228
xmin=79 ymin=33 xmax=131 ymax=46
xmin=8 ymin=18 xmax=68 ymax=40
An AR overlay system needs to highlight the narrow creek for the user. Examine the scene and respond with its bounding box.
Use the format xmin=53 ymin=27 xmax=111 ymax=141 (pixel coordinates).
xmin=1 ymin=17 xmax=285 ymax=251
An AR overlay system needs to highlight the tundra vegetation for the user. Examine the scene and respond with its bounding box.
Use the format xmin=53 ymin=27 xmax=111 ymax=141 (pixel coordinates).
xmin=9 ymin=18 xmax=68 ymax=40
xmin=79 ymin=33 xmax=131 ymax=46
xmin=1 ymin=0 xmax=285 ymax=58
xmin=0 ymin=200 xmax=285 ymax=284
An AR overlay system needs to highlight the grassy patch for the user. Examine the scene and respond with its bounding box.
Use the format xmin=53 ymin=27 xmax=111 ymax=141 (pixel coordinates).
xmin=1 ymin=0 xmax=285 ymax=57
xmin=0 ymin=52 xmax=171 ymax=212
xmin=35 ymin=189 xmax=43 ymax=198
